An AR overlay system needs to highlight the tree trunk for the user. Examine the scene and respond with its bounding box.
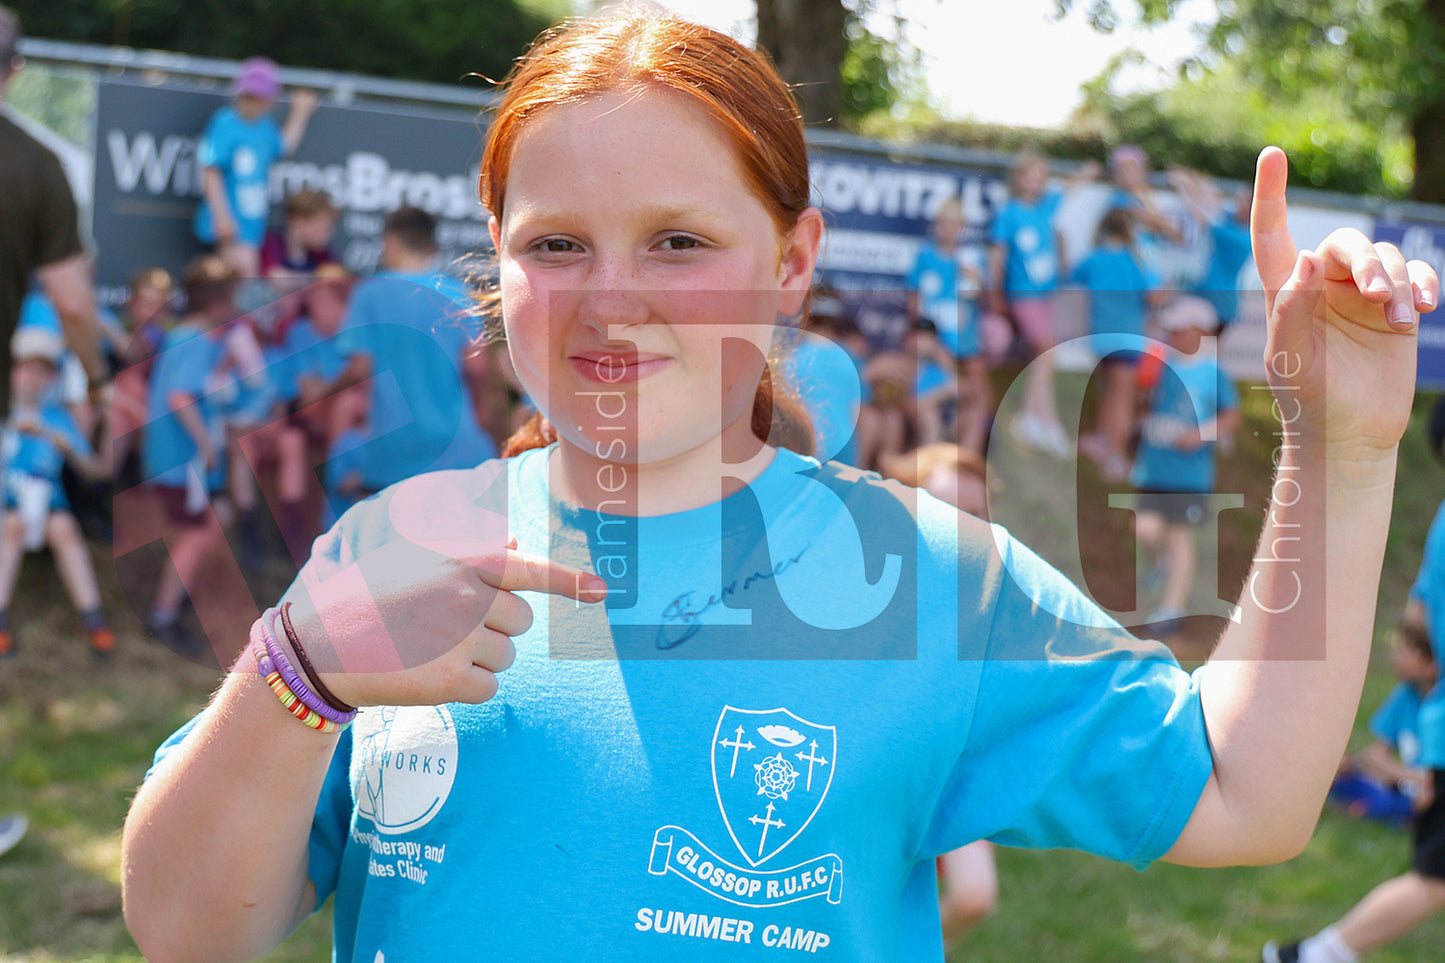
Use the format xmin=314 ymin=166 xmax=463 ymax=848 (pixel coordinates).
xmin=755 ymin=0 xmax=850 ymax=128
xmin=1414 ymin=0 xmax=1445 ymax=202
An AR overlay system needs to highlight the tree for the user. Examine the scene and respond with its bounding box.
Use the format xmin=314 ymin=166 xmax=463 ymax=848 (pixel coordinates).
xmin=756 ymin=0 xmax=851 ymax=126
xmin=8 ymin=0 xmax=565 ymax=90
xmin=1055 ymin=0 xmax=1445 ymax=200
xmin=756 ymin=0 xmax=924 ymax=129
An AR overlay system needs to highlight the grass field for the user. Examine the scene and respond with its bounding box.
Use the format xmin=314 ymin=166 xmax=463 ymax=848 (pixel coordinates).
xmin=2 ymin=379 xmax=1444 ymax=962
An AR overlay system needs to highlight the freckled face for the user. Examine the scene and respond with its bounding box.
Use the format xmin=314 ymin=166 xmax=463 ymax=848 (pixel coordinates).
xmin=491 ymin=88 xmax=816 ymax=466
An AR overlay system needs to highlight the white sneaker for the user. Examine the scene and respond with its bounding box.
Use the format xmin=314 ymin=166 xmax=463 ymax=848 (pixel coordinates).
xmin=0 ymin=813 xmax=27 ymax=857
xmin=1036 ymin=419 xmax=1073 ymax=459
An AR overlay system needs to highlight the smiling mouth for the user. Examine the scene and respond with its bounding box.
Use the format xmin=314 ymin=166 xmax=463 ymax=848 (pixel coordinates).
xmin=568 ymin=353 xmax=672 ymax=383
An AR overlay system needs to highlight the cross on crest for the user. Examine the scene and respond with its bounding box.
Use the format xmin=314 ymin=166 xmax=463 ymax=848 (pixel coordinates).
xmin=711 ymin=706 xmax=837 ymax=867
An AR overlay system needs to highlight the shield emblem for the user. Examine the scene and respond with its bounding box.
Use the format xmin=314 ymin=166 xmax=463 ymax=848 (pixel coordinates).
xmin=711 ymin=706 xmax=837 ymax=867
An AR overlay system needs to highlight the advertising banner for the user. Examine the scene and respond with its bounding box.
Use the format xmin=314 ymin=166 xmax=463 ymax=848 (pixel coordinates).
xmin=92 ymin=78 xmax=489 ymax=305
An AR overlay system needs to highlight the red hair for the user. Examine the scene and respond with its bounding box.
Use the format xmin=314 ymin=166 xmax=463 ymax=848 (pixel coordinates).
xmin=482 ymin=11 xmax=815 ymax=458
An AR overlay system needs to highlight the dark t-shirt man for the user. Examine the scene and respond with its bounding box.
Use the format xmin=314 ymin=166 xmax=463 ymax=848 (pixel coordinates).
xmin=0 ymin=111 xmax=83 ymax=413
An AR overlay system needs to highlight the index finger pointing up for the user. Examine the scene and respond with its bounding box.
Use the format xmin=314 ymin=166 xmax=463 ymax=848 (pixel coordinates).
xmin=1251 ymin=146 xmax=1299 ymax=316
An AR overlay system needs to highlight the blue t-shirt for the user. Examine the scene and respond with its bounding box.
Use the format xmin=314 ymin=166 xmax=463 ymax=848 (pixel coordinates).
xmin=278 ymin=316 xmax=353 ymax=405
xmin=1369 ymin=682 xmax=1425 ymax=768
xmin=153 ymin=446 xmax=1211 ymax=961
xmin=990 ymin=189 xmax=1063 ymax=297
xmin=194 ymin=105 xmax=285 ymax=248
xmin=1193 ymin=214 xmax=1252 ymax=326
xmin=141 ymin=322 xmax=228 ymax=489
xmin=333 ymin=271 xmax=497 ymax=491
xmin=1131 ymin=353 xmax=1239 ymax=493
xmin=1070 ymin=243 xmax=1159 ymax=351
xmin=3 ymin=403 xmax=90 ymax=511
xmin=904 ymin=243 xmax=980 ymax=358
xmin=784 ymin=332 xmax=862 ymax=466
xmin=1408 ymin=499 xmax=1445 ymax=768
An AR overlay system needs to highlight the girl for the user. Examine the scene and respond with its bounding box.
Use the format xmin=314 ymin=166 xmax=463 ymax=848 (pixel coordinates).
xmin=122 ymin=13 xmax=1436 ymax=963
xmin=987 ymin=151 xmax=1098 ymax=457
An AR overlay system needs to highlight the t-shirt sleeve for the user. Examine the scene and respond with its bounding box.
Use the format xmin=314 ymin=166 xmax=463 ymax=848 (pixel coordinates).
xmin=1217 ymin=365 xmax=1240 ymax=412
xmin=988 ymin=207 xmax=1011 ymax=246
xmin=196 ymin=110 xmax=231 ymax=171
xmin=1368 ymin=683 xmax=1410 ymax=747
xmin=34 ymin=151 xmax=82 ymax=268
xmin=50 ymin=408 xmax=92 ymax=459
xmin=926 ymin=529 xmax=1212 ymax=869
xmin=904 ymin=247 xmax=927 ymax=292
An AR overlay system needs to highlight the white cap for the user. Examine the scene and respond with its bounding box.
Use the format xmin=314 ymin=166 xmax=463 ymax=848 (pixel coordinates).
xmin=10 ymin=326 xmax=65 ymax=364
xmin=1159 ymin=295 xmax=1218 ymax=333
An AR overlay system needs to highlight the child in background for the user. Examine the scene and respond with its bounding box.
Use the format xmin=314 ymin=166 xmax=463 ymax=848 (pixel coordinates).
xmin=1107 ymin=144 xmax=1184 ymax=281
xmin=194 ymin=57 xmax=317 ymax=277
xmin=261 ymin=188 xmax=339 ymax=283
xmin=1329 ymin=619 xmax=1436 ymax=828
xmin=1167 ymin=165 xmax=1254 ymax=334
xmin=1130 ymin=295 xmax=1239 ymax=632
xmin=906 ymin=319 xmax=960 ymax=447
xmin=0 ymin=328 xmax=112 ymax=658
xmin=136 ymin=256 xmax=241 ymax=654
xmin=1263 ymin=614 xmax=1444 ymax=962
xmin=1071 ymin=207 xmax=1166 ymax=480
xmin=112 ymin=268 xmax=176 ymax=485
xmin=989 ymin=151 xmax=1098 ymax=457
xmin=906 ymin=198 xmax=991 ymax=453
xmin=273 ymin=268 xmax=359 ymax=559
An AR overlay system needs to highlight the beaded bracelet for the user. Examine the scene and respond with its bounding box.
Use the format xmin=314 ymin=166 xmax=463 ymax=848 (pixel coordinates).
xmin=253 ymin=609 xmax=357 ymax=732
xmin=261 ymin=608 xmax=356 ymax=726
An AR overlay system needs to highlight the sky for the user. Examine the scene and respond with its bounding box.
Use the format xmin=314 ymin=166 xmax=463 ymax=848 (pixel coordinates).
xmin=653 ymin=0 xmax=1216 ymax=129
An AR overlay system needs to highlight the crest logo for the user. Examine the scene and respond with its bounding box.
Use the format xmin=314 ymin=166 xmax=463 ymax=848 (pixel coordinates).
xmin=712 ymin=706 xmax=836 ymax=867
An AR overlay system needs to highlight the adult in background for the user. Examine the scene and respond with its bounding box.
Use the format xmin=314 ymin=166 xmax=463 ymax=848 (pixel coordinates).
xmin=0 ymin=5 xmax=104 ymax=416
xmin=330 ymin=206 xmax=497 ymax=495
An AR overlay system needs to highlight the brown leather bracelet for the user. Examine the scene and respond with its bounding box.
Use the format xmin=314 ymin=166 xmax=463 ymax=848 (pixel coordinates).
xmin=279 ymin=601 xmax=356 ymax=713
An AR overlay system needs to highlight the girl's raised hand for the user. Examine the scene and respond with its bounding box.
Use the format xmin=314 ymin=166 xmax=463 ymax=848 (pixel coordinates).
xmin=1251 ymin=146 xmax=1438 ymax=459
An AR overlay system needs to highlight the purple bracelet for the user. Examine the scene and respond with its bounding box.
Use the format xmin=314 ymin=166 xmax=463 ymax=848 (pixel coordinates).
xmin=259 ymin=608 xmax=357 ymax=725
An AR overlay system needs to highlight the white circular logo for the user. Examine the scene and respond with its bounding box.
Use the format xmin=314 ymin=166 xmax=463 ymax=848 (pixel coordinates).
xmin=234 ymin=147 xmax=258 ymax=177
xmin=353 ymin=705 xmax=458 ymax=835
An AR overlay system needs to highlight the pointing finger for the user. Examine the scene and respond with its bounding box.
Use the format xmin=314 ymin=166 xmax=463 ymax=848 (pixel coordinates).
xmin=1251 ymin=146 xmax=1298 ymax=316
xmin=477 ymin=549 xmax=609 ymax=602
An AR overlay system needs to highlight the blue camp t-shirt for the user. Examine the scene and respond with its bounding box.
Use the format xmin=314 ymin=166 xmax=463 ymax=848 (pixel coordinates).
xmin=904 ymin=243 xmax=980 ymax=358
xmin=1193 ymin=214 xmax=1253 ymax=326
xmin=785 ymin=332 xmax=862 ymax=466
xmin=153 ymin=446 xmax=1212 ymax=962
xmin=3 ymin=403 xmax=90 ymax=506
xmin=277 ymin=316 xmax=352 ymax=405
xmin=990 ymin=189 xmax=1063 ymax=297
xmin=141 ymin=322 xmax=227 ymax=489
xmin=1070 ymin=243 xmax=1159 ymax=351
xmin=1408 ymin=499 xmax=1445 ymax=769
xmin=1131 ymin=353 xmax=1239 ymax=493
xmin=194 ymin=105 xmax=285 ymax=248
xmin=1370 ymin=682 xmax=1425 ymax=769
xmin=333 ymin=271 xmax=497 ymax=491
